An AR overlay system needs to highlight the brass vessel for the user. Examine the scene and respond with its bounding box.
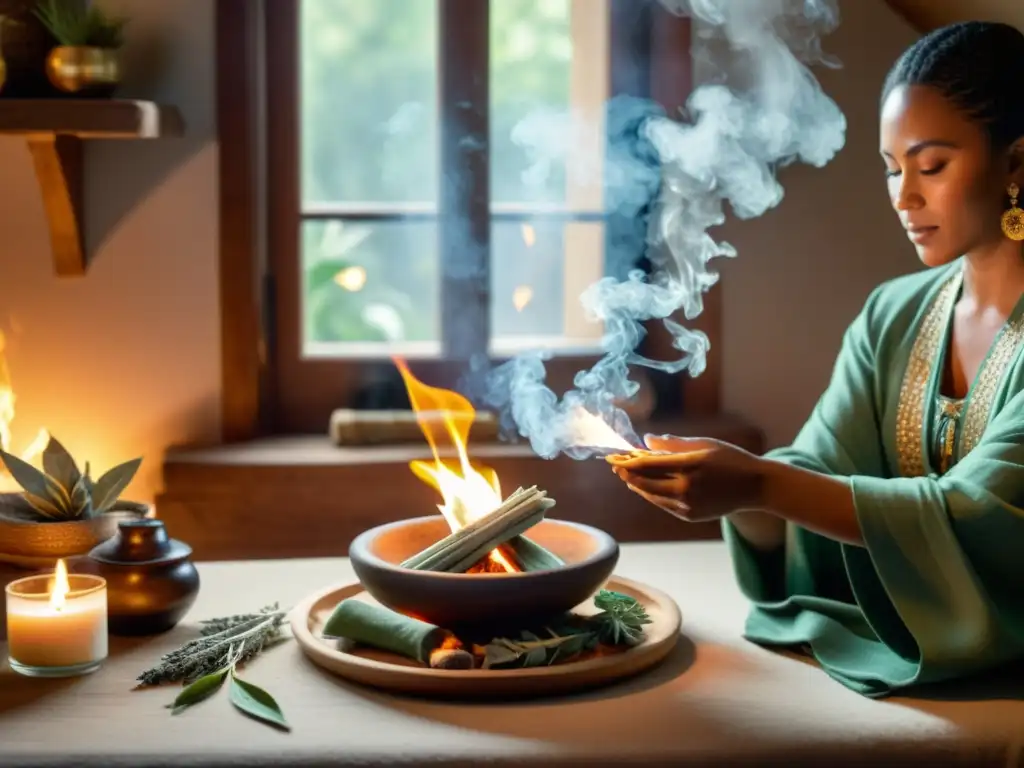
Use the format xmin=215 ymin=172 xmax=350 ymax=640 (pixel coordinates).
xmin=45 ymin=45 xmax=119 ymax=95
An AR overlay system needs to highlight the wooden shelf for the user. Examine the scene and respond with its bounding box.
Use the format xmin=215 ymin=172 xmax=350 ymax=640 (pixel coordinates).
xmin=0 ymin=99 xmax=185 ymax=276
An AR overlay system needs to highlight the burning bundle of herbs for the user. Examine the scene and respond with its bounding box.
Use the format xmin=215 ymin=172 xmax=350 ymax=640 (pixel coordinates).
xmin=388 ymin=358 xmax=569 ymax=576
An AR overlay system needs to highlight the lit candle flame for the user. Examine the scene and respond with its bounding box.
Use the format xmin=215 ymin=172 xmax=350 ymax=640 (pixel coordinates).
xmin=520 ymin=224 xmax=536 ymax=248
xmin=50 ymin=558 xmax=70 ymax=612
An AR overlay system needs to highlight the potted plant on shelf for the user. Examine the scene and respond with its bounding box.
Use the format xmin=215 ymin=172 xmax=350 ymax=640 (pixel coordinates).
xmin=0 ymin=436 xmax=149 ymax=568
xmin=32 ymin=0 xmax=128 ymax=96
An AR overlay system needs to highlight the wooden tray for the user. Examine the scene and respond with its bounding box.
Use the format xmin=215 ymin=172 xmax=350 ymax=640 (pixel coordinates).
xmin=291 ymin=575 xmax=682 ymax=699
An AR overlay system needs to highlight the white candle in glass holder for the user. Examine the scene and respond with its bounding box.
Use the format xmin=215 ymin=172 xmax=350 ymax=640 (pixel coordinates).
xmin=5 ymin=559 xmax=108 ymax=677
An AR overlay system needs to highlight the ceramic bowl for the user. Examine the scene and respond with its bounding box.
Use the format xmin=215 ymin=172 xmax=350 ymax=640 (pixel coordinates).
xmin=348 ymin=515 xmax=619 ymax=630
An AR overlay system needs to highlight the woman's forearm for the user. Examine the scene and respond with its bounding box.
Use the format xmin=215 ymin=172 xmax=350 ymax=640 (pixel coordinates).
xmin=757 ymin=458 xmax=864 ymax=546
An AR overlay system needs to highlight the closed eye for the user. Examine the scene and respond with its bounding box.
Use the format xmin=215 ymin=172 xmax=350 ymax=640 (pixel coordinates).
xmin=921 ymin=162 xmax=948 ymax=176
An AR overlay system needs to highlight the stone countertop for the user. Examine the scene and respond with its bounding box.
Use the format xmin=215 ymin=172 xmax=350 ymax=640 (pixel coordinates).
xmin=1 ymin=541 xmax=1022 ymax=767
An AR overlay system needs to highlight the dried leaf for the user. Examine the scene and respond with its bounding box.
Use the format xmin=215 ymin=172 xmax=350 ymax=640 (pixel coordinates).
xmin=68 ymin=475 xmax=93 ymax=519
xmin=229 ymin=672 xmax=290 ymax=731
xmin=23 ymin=492 xmax=65 ymax=520
xmin=0 ymin=448 xmax=70 ymax=515
xmin=42 ymin=437 xmax=80 ymax=494
xmin=166 ymin=667 xmax=229 ymax=714
xmin=523 ymin=646 xmax=547 ymax=666
xmin=91 ymin=457 xmax=142 ymax=512
xmin=482 ymin=643 xmax=521 ymax=669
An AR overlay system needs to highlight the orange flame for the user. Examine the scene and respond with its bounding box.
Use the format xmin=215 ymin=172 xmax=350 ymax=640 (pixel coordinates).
xmin=50 ymin=558 xmax=70 ymax=612
xmin=393 ymin=357 xmax=516 ymax=571
xmin=0 ymin=330 xmax=49 ymax=491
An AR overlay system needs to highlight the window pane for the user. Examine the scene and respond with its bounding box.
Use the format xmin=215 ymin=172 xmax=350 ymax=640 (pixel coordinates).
xmin=489 ymin=221 xmax=605 ymax=355
xmin=490 ymin=0 xmax=609 ymax=354
xmin=302 ymin=221 xmax=441 ymax=358
xmin=489 ymin=0 xmax=607 ymax=210
xmin=300 ymin=0 xmax=439 ymax=207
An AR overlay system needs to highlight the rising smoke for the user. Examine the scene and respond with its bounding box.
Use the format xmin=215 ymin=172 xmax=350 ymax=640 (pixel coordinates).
xmin=477 ymin=0 xmax=847 ymax=459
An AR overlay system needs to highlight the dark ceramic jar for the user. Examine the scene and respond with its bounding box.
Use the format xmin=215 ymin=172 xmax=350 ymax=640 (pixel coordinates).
xmin=85 ymin=519 xmax=200 ymax=636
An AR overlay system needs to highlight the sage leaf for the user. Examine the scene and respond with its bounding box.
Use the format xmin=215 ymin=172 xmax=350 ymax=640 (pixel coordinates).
xmin=166 ymin=668 xmax=229 ymax=713
xmin=91 ymin=457 xmax=142 ymax=512
xmin=482 ymin=643 xmax=521 ymax=669
xmin=23 ymin=492 xmax=65 ymax=520
xmin=229 ymin=673 xmax=290 ymax=731
xmin=523 ymin=646 xmax=548 ymax=667
xmin=0 ymin=448 xmax=70 ymax=514
xmin=42 ymin=437 xmax=80 ymax=493
xmin=69 ymin=475 xmax=93 ymax=519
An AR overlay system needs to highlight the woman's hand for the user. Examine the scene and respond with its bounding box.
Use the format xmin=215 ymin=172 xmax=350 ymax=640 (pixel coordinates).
xmin=610 ymin=435 xmax=767 ymax=522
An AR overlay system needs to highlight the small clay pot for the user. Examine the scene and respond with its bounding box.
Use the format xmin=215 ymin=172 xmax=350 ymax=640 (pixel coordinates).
xmin=84 ymin=518 xmax=199 ymax=636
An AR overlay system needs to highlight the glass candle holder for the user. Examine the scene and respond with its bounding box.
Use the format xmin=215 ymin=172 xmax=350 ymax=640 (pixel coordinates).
xmin=5 ymin=570 xmax=108 ymax=678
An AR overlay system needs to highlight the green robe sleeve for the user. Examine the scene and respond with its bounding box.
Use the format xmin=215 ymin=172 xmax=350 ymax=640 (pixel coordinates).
xmin=845 ymin=390 xmax=1024 ymax=688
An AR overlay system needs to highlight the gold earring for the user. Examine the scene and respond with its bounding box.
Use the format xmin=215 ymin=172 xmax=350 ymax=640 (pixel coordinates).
xmin=1002 ymin=183 xmax=1024 ymax=241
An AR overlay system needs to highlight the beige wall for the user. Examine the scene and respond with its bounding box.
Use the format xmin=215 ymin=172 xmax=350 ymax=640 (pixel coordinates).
xmin=0 ymin=0 xmax=219 ymax=503
xmin=717 ymin=0 xmax=921 ymax=448
xmin=0 ymin=0 xmax=921 ymax=502
xmin=886 ymin=0 xmax=1024 ymax=32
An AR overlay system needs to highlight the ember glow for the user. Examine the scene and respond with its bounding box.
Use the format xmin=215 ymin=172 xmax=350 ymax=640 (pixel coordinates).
xmin=0 ymin=330 xmax=49 ymax=492
xmin=565 ymin=405 xmax=635 ymax=454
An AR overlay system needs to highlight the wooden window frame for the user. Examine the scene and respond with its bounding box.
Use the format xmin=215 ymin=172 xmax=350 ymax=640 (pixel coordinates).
xmin=177 ymin=0 xmax=752 ymax=561
xmin=218 ymin=0 xmax=722 ymax=440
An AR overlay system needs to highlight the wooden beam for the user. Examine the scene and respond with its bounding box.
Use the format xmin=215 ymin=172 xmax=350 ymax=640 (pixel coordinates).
xmin=25 ymin=135 xmax=84 ymax=276
xmin=439 ymin=0 xmax=490 ymax=362
xmin=217 ymin=0 xmax=268 ymax=441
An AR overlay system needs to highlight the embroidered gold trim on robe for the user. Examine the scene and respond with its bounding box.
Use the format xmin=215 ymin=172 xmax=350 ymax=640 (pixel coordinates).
xmin=960 ymin=313 xmax=1024 ymax=456
xmin=895 ymin=273 xmax=961 ymax=478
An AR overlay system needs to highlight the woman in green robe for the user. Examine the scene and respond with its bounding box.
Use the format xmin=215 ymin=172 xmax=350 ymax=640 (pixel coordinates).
xmin=611 ymin=20 xmax=1024 ymax=698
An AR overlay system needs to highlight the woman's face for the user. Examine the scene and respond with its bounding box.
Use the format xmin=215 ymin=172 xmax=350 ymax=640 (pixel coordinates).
xmin=879 ymin=84 xmax=1016 ymax=268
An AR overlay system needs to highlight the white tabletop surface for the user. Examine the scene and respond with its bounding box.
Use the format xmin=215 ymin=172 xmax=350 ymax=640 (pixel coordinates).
xmin=1 ymin=541 xmax=1022 ymax=767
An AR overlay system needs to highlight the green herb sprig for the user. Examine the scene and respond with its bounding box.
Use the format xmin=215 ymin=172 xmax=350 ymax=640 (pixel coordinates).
xmin=33 ymin=0 xmax=128 ymax=48
xmin=166 ymin=643 xmax=290 ymax=732
xmin=135 ymin=604 xmax=291 ymax=732
xmin=480 ymin=590 xmax=652 ymax=669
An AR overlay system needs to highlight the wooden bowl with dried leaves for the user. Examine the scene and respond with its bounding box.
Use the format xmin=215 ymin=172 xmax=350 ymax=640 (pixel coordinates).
xmin=0 ymin=493 xmax=152 ymax=568
xmin=0 ymin=435 xmax=149 ymax=569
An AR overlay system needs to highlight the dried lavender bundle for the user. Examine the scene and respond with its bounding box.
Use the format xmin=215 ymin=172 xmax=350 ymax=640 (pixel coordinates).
xmin=135 ymin=604 xmax=288 ymax=687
